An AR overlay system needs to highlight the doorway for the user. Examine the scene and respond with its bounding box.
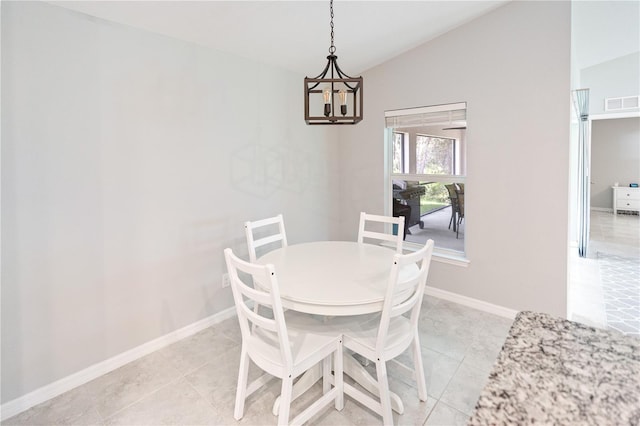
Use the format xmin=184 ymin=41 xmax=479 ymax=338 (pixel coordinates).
xmin=569 ymin=114 xmax=640 ymax=336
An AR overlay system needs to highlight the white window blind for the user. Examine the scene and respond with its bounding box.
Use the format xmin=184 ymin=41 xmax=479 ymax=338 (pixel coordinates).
xmin=385 ymin=102 xmax=467 ymax=129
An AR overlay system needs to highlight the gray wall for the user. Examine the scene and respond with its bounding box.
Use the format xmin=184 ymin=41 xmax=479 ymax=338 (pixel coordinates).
xmin=337 ymin=1 xmax=571 ymax=316
xmin=582 ymin=52 xmax=640 ymax=116
xmin=591 ymin=117 xmax=640 ymax=209
xmin=1 ymin=1 xmax=339 ymax=403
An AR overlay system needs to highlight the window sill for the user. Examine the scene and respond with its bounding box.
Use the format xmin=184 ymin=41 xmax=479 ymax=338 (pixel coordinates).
xmin=433 ymin=250 xmax=470 ymax=267
xmin=399 ymin=242 xmax=469 ymax=267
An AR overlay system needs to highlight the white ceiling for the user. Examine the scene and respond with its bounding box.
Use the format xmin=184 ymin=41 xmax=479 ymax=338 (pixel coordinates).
xmin=47 ymin=0 xmax=640 ymax=75
xmin=48 ymin=0 xmax=508 ymax=75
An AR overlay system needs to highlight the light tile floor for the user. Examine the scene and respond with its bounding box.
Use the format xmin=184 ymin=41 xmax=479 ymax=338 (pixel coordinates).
xmin=569 ymin=210 xmax=640 ymax=335
xmin=3 ymin=298 xmax=513 ymax=426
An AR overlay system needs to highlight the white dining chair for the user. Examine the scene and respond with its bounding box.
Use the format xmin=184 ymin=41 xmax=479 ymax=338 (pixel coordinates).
xmin=245 ymin=214 xmax=288 ymax=262
xmin=341 ymin=239 xmax=434 ymax=425
xmin=358 ymin=212 xmax=405 ymax=253
xmin=223 ymin=248 xmax=344 ymax=426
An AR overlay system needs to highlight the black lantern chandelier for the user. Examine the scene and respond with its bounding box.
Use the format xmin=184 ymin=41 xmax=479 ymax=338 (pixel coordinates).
xmin=304 ymin=0 xmax=363 ymax=125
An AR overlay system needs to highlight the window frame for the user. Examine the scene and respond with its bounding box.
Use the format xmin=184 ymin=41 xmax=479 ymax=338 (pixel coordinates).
xmin=384 ymin=102 xmax=468 ymax=265
xmin=392 ymin=131 xmax=409 ymax=174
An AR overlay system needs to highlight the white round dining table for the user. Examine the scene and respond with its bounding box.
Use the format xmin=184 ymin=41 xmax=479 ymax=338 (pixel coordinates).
xmin=256 ymin=240 xmax=417 ymax=416
xmin=256 ymin=240 xmax=416 ymax=316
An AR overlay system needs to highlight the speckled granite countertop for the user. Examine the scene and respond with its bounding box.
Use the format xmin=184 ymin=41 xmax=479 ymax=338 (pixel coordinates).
xmin=468 ymin=311 xmax=640 ymax=425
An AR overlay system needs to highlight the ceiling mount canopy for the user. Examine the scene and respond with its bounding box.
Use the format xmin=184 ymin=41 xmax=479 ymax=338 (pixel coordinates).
xmin=304 ymin=0 xmax=363 ymax=125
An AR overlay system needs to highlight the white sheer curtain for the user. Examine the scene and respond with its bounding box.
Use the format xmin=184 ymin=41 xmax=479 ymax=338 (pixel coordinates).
xmin=572 ymin=89 xmax=590 ymax=257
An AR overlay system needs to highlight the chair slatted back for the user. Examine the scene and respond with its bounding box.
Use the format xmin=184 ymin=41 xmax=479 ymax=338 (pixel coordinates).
xmin=245 ymin=214 xmax=288 ymax=262
xmin=357 ymin=212 xmax=405 ymax=253
xmin=223 ymin=248 xmax=293 ymax=367
xmin=445 ymin=184 xmax=458 ymax=200
xmin=376 ymin=240 xmax=434 ymax=352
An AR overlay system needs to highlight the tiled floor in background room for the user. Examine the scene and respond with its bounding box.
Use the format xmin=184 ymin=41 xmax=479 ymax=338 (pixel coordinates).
xmin=569 ymin=210 xmax=640 ymax=335
xmin=3 ymin=298 xmax=513 ymax=426
xmin=599 ymin=252 xmax=640 ymax=336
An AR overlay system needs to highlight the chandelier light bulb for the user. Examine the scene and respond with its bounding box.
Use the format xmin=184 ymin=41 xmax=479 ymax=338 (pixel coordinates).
xmin=338 ymin=89 xmax=347 ymax=105
xmin=323 ymin=87 xmax=332 ymax=103
xmin=339 ymin=89 xmax=347 ymax=115
xmin=323 ymin=87 xmax=332 ymax=116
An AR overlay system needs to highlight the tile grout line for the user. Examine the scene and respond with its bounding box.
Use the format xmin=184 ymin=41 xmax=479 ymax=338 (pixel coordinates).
xmin=99 ymin=375 xmax=186 ymax=423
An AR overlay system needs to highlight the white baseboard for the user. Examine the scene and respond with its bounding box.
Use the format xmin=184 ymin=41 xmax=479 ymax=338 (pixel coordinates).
xmin=425 ymin=286 xmax=518 ymax=319
xmin=591 ymin=207 xmax=612 ymax=213
xmin=0 ymin=306 xmax=237 ymax=421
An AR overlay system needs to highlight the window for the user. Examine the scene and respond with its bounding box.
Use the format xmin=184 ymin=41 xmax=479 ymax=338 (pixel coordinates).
xmin=385 ymin=103 xmax=467 ymax=258
xmin=416 ymin=135 xmax=456 ymax=175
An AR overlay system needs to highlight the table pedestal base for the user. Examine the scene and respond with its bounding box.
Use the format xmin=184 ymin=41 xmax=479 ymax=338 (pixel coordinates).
xmin=272 ymin=354 xmax=404 ymax=417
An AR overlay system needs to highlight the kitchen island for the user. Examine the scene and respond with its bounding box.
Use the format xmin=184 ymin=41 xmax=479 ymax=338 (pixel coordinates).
xmin=468 ymin=311 xmax=640 ymax=425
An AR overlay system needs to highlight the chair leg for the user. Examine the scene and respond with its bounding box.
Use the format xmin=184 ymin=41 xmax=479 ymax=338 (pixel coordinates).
xmin=234 ymin=348 xmax=250 ymax=420
xmin=335 ymin=339 xmax=344 ymax=411
xmin=412 ymin=334 xmax=427 ymax=401
xmin=375 ymin=359 xmax=394 ymax=426
xmin=278 ymin=375 xmax=293 ymax=426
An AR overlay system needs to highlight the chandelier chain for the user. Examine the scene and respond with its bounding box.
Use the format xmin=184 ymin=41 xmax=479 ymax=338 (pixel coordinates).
xmin=329 ymin=0 xmax=336 ymax=54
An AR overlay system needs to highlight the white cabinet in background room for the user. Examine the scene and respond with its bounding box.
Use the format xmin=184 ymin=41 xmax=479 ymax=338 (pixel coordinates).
xmin=612 ymin=186 xmax=640 ymax=214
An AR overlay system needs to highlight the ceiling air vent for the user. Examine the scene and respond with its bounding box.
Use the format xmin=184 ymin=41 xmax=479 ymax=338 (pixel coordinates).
xmin=605 ymin=95 xmax=639 ymax=111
